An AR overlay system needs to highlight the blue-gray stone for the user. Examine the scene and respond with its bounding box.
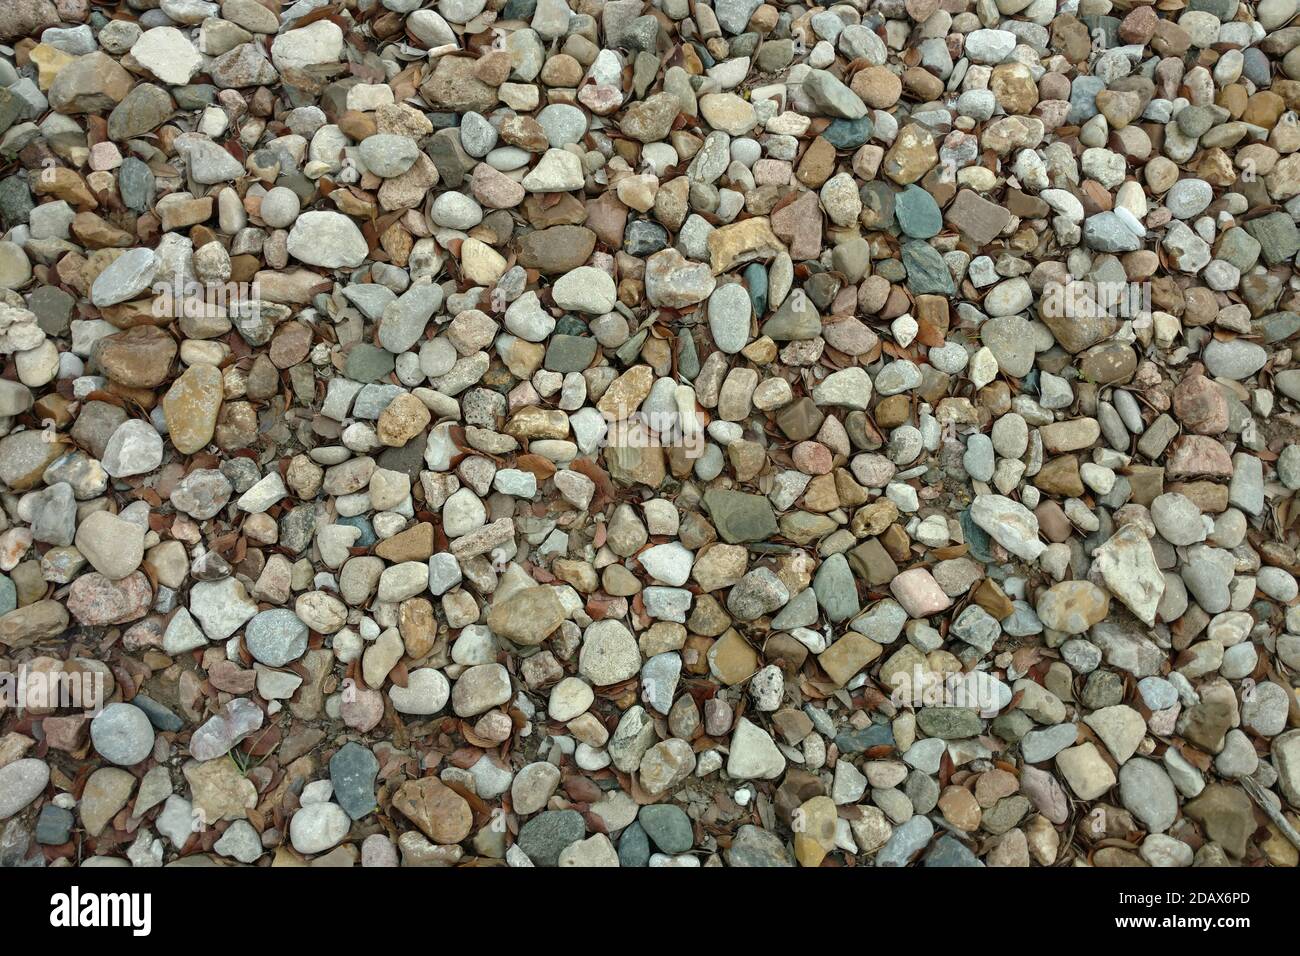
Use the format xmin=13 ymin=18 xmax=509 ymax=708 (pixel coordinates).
xmin=876 ymin=815 xmax=934 ymax=866
xmin=1020 ymin=723 xmax=1080 ymax=763
xmin=345 ymin=343 xmax=396 ymax=383
xmin=1187 ymin=0 xmax=1236 ymax=18
xmin=118 ymin=157 xmax=155 ymax=213
xmin=1002 ymin=600 xmax=1044 ymax=637
xmin=0 ymin=89 xmax=20 ymax=138
xmin=835 ymin=722 xmax=894 ymax=753
xmin=517 ymin=809 xmax=585 ymax=867
xmin=744 ymin=261 xmax=767 ymax=316
xmin=1242 ymin=48 xmax=1270 ymax=88
xmin=823 ymin=115 xmax=874 ymax=149
xmin=36 ymin=805 xmax=74 ymax=845
xmin=1256 ymin=311 xmax=1300 ymax=344
xmin=638 ymin=804 xmax=693 ymax=854
xmin=172 ymin=84 xmax=217 ymax=110
xmin=725 ymin=824 xmax=793 ymax=866
xmin=677 ymin=328 xmax=699 ymax=380
xmin=624 ymin=219 xmax=669 ymax=256
xmin=895 ymin=185 xmax=942 ymax=239
xmin=337 ymin=515 xmax=376 ymax=547
xmin=501 ymin=0 xmax=537 ymax=18
xmin=244 ymin=609 xmax=309 ymax=667
xmin=132 ymin=694 xmax=184 ymax=733
xmin=916 ymin=707 xmax=982 ymax=739
xmin=960 ymin=507 xmax=994 ymax=563
xmin=901 ymin=241 xmax=955 ymax=294
xmin=544 ymin=334 xmax=598 ymax=373
xmin=1083 ymin=211 xmax=1142 ymax=253
xmin=618 ymin=820 xmax=651 ymax=866
xmin=1067 ymin=75 xmax=1106 ymax=124
xmin=330 ymin=742 xmax=379 ymax=821
xmin=924 ymin=835 xmax=985 ymax=867
xmin=1078 ymin=15 xmax=1120 ymax=49
xmin=860 ymin=181 xmax=896 ymax=229
xmin=0 ymin=175 xmax=34 ymax=226
xmin=1245 ymin=212 xmax=1300 ymax=266
xmin=813 ymin=552 xmax=860 ymax=623
xmin=0 ymin=575 xmax=15 ymax=616
xmin=704 ymin=489 xmax=778 ymax=543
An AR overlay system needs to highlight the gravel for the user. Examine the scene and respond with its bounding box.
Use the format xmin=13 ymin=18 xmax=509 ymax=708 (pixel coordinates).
xmin=0 ymin=0 xmax=1296 ymax=877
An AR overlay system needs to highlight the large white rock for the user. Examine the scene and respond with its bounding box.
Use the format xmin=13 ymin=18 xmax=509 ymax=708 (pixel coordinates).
xmin=552 ymin=267 xmax=616 ymax=314
xmin=289 ymin=802 xmax=351 ymax=854
xmin=131 ymin=27 xmax=202 ymax=84
xmin=522 ymin=149 xmax=585 ymax=192
xmin=271 ymin=20 xmax=344 ymax=72
xmin=286 ymin=211 xmax=369 ymax=269
xmin=0 ymin=759 xmax=49 ymax=820
xmin=1091 ymin=523 xmax=1165 ymax=626
xmin=727 ymin=717 xmax=785 ymax=779
xmin=75 ymin=510 xmax=145 ymax=580
xmin=970 ymin=494 xmax=1046 ymax=562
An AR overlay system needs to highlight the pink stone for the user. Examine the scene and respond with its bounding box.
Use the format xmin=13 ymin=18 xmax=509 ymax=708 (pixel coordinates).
xmin=1019 ymin=764 xmax=1069 ymax=824
xmin=341 ymin=686 xmax=384 ymax=733
xmin=361 ymin=833 xmax=399 ymax=867
xmin=122 ymin=618 xmax=164 ymax=651
xmin=771 ymin=190 xmax=822 ymax=262
xmin=1165 ymin=435 xmax=1233 ymax=478
xmin=55 ymin=0 xmax=88 ymax=20
xmin=508 ymin=380 xmax=541 ymax=412
xmin=578 ymin=83 xmax=624 ymax=115
xmin=0 ymin=528 xmax=32 ymax=571
xmin=850 ymin=453 xmax=896 ymax=488
xmin=1147 ymin=704 xmax=1180 ymax=737
xmin=474 ymin=710 xmax=513 ymax=743
xmin=889 ymin=567 xmax=953 ymax=618
xmin=704 ymin=698 xmax=733 ymax=736
xmin=791 ymin=441 xmax=833 ymax=475
xmin=90 ymin=141 xmax=122 ymax=172
xmin=816 ymin=414 xmax=851 ymax=457
xmin=1171 ymin=374 xmax=1228 ymax=435
xmin=753 ymin=159 xmax=792 ymax=186
xmin=1033 ymin=99 xmax=1070 ymax=130
xmin=209 ymin=660 xmax=258 ymax=694
xmin=822 ymin=316 xmax=880 ymax=356
xmin=43 ymin=714 xmax=88 ymax=752
xmin=471 ymin=163 xmax=525 ymax=209
xmin=67 ymin=572 xmax=153 ymax=626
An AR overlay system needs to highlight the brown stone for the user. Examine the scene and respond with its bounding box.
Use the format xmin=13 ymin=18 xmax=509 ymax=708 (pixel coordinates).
xmin=419 ymin=55 xmax=498 ymax=113
xmin=377 ymin=392 xmax=431 ymax=447
xmin=392 ymin=776 xmax=473 ymax=844
xmin=1034 ymin=455 xmax=1084 ymax=497
xmin=516 ymin=225 xmax=597 ymax=274
xmin=94 ymin=325 xmax=177 ymax=388
xmin=708 ymin=629 xmax=759 ymax=685
xmin=1165 ymin=436 xmax=1233 ymax=479
xmin=1171 ymin=374 xmax=1229 ymax=435
xmin=374 ymin=522 xmax=434 ymax=561
xmin=818 ymin=633 xmax=882 ymax=687
xmin=162 ymin=363 xmax=223 ymax=454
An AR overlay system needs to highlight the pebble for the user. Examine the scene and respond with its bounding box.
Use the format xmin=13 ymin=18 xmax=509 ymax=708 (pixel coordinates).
xmin=90 ymin=703 xmax=155 ymax=766
xmin=289 ymin=802 xmax=351 ymax=855
xmin=0 ymin=759 xmax=49 ymax=820
xmin=245 ymin=609 xmax=309 ymax=666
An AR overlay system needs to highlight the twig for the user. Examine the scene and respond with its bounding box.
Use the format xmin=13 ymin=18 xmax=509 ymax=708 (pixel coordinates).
xmin=1240 ymin=777 xmax=1300 ymax=851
